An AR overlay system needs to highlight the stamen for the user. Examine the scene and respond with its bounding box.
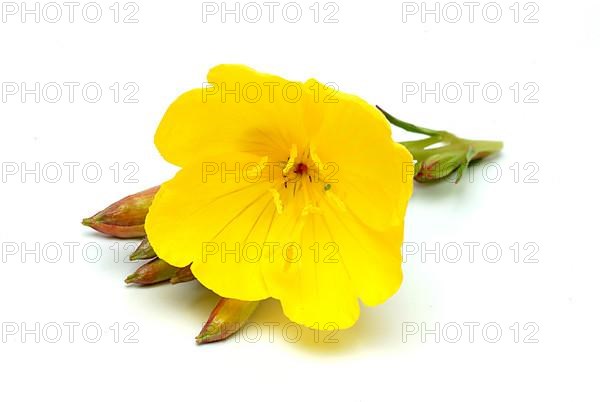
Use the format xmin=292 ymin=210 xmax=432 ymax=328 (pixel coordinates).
xmin=309 ymin=145 xmax=323 ymax=169
xmin=269 ymin=188 xmax=283 ymax=214
xmin=282 ymin=144 xmax=298 ymax=176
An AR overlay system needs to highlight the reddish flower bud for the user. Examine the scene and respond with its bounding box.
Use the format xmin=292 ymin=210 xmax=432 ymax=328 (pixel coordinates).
xmin=129 ymin=237 xmax=157 ymax=261
xmin=170 ymin=266 xmax=195 ymax=284
xmin=82 ymin=186 xmax=159 ymax=238
xmin=196 ymin=298 xmax=260 ymax=345
xmin=125 ymin=258 xmax=179 ymax=286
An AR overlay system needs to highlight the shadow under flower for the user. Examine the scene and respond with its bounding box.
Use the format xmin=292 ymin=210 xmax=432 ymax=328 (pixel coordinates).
xmin=250 ymin=299 xmax=410 ymax=356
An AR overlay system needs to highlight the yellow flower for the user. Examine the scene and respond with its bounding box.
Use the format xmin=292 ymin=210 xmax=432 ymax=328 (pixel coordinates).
xmin=146 ymin=65 xmax=414 ymax=329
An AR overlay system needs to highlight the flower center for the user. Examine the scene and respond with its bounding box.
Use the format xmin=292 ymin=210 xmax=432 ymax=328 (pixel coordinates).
xmin=283 ymin=160 xmax=316 ymax=189
xmin=268 ymin=143 xmax=345 ymax=216
xmin=294 ymin=163 xmax=309 ymax=176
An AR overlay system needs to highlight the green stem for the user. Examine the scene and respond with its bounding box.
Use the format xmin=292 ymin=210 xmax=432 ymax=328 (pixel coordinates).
xmin=377 ymin=106 xmax=440 ymax=136
xmin=377 ymin=106 xmax=503 ymax=183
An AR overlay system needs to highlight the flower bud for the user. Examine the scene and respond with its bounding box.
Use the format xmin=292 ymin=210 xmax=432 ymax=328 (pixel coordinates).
xmin=125 ymin=258 xmax=179 ymax=286
xmin=196 ymin=298 xmax=260 ymax=345
xmin=377 ymin=106 xmax=503 ymax=184
xmin=170 ymin=266 xmax=195 ymax=284
xmin=414 ymin=152 xmax=466 ymax=183
xmin=81 ymin=221 xmax=147 ymax=239
xmin=82 ymin=186 xmax=159 ymax=238
xmin=129 ymin=237 xmax=157 ymax=261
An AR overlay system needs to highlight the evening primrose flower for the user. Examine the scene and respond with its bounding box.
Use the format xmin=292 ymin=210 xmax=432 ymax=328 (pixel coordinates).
xmin=145 ymin=65 xmax=414 ymax=329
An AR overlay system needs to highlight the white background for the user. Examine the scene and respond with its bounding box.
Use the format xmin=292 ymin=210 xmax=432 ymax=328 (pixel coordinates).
xmin=1 ymin=0 xmax=599 ymax=401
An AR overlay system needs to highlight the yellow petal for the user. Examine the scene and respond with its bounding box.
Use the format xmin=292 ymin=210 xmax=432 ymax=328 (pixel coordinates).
xmin=303 ymin=79 xmax=414 ymax=230
xmin=318 ymin=199 xmax=405 ymax=306
xmin=146 ymin=151 xmax=279 ymax=300
xmin=261 ymin=212 xmax=361 ymax=330
xmin=155 ymin=65 xmax=309 ymax=167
